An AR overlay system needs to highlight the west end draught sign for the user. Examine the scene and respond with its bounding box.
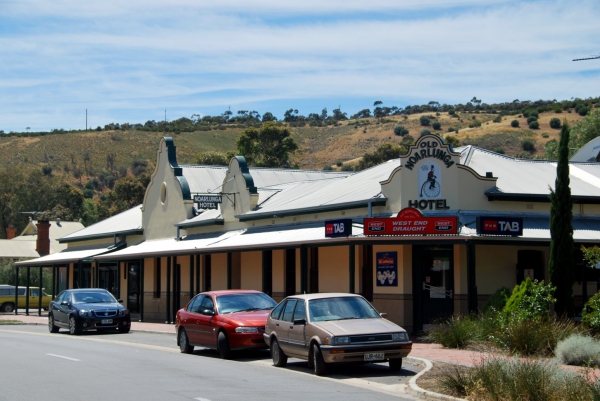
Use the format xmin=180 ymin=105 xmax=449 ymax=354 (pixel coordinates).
xmin=194 ymin=195 xmax=222 ymax=210
xmin=364 ymin=207 xmax=458 ymax=235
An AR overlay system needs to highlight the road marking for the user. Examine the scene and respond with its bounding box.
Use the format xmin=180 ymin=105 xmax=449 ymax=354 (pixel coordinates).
xmin=46 ymin=353 xmax=80 ymax=362
xmin=194 ymin=398 xmax=212 ymax=401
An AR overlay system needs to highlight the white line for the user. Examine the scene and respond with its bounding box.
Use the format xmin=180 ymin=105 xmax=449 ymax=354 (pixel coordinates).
xmin=194 ymin=398 xmax=212 ymax=401
xmin=46 ymin=353 xmax=80 ymax=362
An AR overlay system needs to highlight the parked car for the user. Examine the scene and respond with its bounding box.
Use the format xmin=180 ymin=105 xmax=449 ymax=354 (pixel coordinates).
xmin=0 ymin=285 xmax=52 ymax=312
xmin=176 ymin=290 xmax=277 ymax=359
xmin=264 ymin=293 xmax=412 ymax=376
xmin=48 ymin=288 xmax=131 ymax=335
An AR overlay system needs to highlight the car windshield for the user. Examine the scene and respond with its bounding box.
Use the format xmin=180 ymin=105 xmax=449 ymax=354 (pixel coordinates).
xmin=216 ymin=293 xmax=277 ymax=314
xmin=308 ymin=296 xmax=380 ymax=322
xmin=72 ymin=291 xmax=116 ymax=304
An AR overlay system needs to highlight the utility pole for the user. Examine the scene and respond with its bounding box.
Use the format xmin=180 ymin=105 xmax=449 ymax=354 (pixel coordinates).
xmin=165 ymin=109 xmax=167 ymax=123
xmin=86 ymin=109 xmax=87 ymax=132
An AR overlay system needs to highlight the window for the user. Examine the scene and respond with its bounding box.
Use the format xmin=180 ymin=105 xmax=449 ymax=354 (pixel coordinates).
xmin=160 ymin=182 xmax=167 ymax=204
xmin=281 ymin=299 xmax=297 ymax=322
xmin=187 ymin=295 xmax=204 ymax=313
xmin=292 ymin=300 xmax=306 ymax=322
xmin=31 ymin=289 xmax=40 ymax=296
xmin=154 ymin=258 xmax=161 ymax=298
xmin=216 ymin=293 xmax=276 ymax=314
xmin=308 ymin=296 xmax=379 ymax=322
xmin=270 ymin=301 xmax=286 ymax=320
xmin=201 ymin=296 xmax=214 ymax=313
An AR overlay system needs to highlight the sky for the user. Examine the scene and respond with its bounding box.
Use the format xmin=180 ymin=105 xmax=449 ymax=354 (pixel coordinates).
xmin=1 ymin=0 xmax=599 ymax=133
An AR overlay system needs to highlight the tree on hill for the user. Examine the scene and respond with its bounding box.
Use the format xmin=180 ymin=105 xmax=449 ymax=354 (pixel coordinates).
xmin=195 ymin=151 xmax=232 ymax=166
xmin=549 ymin=122 xmax=574 ymax=316
xmin=357 ymin=143 xmax=407 ymax=171
xmin=236 ymin=122 xmax=298 ymax=168
xmin=570 ymin=108 xmax=600 ymax=152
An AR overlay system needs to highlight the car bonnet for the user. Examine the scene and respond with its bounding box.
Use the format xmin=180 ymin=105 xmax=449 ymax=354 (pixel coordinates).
xmin=311 ymin=318 xmax=405 ymax=336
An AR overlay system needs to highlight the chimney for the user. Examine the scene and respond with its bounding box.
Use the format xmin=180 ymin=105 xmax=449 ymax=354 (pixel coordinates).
xmin=6 ymin=226 xmax=16 ymax=239
xmin=36 ymin=220 xmax=51 ymax=256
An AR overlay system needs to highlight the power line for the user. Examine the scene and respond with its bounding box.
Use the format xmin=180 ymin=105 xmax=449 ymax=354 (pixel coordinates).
xmin=573 ymin=55 xmax=600 ymax=61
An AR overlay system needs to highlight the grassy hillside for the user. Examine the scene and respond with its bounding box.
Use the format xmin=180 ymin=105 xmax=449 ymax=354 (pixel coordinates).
xmin=0 ymin=110 xmax=587 ymax=188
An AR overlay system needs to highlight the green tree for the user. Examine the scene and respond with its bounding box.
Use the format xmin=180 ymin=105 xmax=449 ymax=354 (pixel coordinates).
xmin=445 ymin=135 xmax=460 ymax=148
xmin=550 ymin=118 xmax=561 ymax=129
xmin=195 ymin=151 xmax=229 ymax=166
xmin=393 ymin=125 xmax=408 ymax=136
xmin=236 ymin=122 xmax=298 ymax=168
xmin=570 ymin=109 xmax=600 ymax=151
xmin=357 ymin=143 xmax=407 ymax=171
xmin=420 ymin=115 xmax=431 ymax=126
xmin=511 ymin=120 xmax=519 ymax=128
xmin=549 ymin=122 xmax=574 ymax=316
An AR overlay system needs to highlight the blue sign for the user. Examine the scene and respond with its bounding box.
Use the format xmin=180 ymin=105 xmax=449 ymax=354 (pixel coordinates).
xmin=376 ymin=252 xmax=398 ymax=286
xmin=476 ymin=216 xmax=523 ymax=236
xmin=325 ymin=219 xmax=352 ymax=238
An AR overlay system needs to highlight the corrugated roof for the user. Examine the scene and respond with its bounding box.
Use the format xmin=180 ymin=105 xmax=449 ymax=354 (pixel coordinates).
xmin=0 ymin=240 xmax=39 ymax=259
xmin=9 ymin=220 xmax=85 ymax=254
xmin=460 ymin=146 xmax=600 ymax=197
xmin=14 ymin=244 xmax=118 ymax=266
xmin=180 ymin=164 xmax=352 ymax=194
xmin=59 ymin=205 xmax=143 ymax=243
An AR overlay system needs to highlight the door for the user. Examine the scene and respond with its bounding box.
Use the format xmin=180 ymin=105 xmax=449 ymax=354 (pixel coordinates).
xmin=182 ymin=295 xmax=204 ymax=344
xmin=277 ymin=299 xmax=297 ymax=354
xmin=127 ymin=263 xmax=141 ymax=313
xmin=285 ymin=250 xmax=296 ymax=296
xmin=287 ymin=299 xmax=308 ymax=357
xmin=98 ymin=264 xmax=118 ymax=298
xmin=414 ymin=246 xmax=454 ymax=331
xmin=195 ymin=295 xmax=217 ymax=346
xmin=55 ymin=292 xmax=72 ymax=326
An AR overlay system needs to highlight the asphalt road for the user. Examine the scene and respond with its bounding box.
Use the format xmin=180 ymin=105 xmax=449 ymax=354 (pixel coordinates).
xmin=0 ymin=325 xmax=421 ymax=401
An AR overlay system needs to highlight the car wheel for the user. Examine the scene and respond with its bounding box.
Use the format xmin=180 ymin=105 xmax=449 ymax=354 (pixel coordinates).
xmin=69 ymin=316 xmax=80 ymax=335
xmin=389 ymin=358 xmax=403 ymax=372
xmin=48 ymin=314 xmax=59 ymax=333
xmin=1 ymin=303 xmax=15 ymax=313
xmin=217 ymin=331 xmax=233 ymax=359
xmin=179 ymin=329 xmax=194 ymax=354
xmin=271 ymin=338 xmax=288 ymax=367
xmin=312 ymin=344 xmax=327 ymax=376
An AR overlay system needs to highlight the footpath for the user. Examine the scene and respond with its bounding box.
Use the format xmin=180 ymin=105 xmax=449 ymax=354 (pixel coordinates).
xmin=2 ymin=313 xmax=596 ymax=401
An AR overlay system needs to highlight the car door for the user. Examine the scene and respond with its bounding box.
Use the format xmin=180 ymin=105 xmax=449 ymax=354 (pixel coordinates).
xmin=195 ymin=295 xmax=217 ymax=346
xmin=277 ymin=299 xmax=297 ymax=355
xmin=287 ymin=299 xmax=308 ymax=358
xmin=53 ymin=292 xmax=69 ymax=325
xmin=29 ymin=288 xmax=40 ymax=309
xmin=182 ymin=295 xmax=204 ymax=344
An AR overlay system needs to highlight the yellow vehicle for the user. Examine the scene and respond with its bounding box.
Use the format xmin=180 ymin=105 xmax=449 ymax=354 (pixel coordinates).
xmin=0 ymin=285 xmax=52 ymax=313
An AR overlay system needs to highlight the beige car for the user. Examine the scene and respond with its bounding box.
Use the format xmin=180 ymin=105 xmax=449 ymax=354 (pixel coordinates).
xmin=264 ymin=293 xmax=412 ymax=376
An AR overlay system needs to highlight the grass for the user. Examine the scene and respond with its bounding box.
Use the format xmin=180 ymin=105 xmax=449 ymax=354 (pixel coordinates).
xmin=0 ymin=320 xmax=23 ymax=325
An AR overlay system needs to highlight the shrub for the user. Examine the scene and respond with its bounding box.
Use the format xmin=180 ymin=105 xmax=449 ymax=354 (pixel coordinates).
xmin=582 ymin=291 xmax=600 ymax=331
xmin=555 ymin=334 xmax=600 ymax=366
xmin=521 ymin=139 xmax=535 ymax=151
xmin=42 ymin=166 xmax=52 ymax=176
xmin=419 ymin=115 xmax=431 ymax=126
xmin=482 ymin=286 xmax=511 ymax=313
xmin=432 ymin=121 xmax=441 ymax=130
xmin=503 ymin=278 xmax=556 ymax=320
xmin=542 ymin=133 xmax=550 ymax=138
xmin=420 ymin=129 xmax=432 ymax=136
xmin=445 ymin=135 xmax=460 ymax=148
xmin=448 ymin=110 xmax=456 ymax=115
xmin=578 ymin=106 xmax=589 ymax=116
xmin=402 ymin=134 xmax=415 ymax=144
xmin=322 ymin=165 xmax=333 ymax=171
xmin=511 ymin=120 xmax=519 ymax=128
xmin=527 ymin=116 xmax=538 ymax=124
xmin=495 ymin=147 xmax=505 ymax=154
xmin=527 ymin=110 xmax=539 ymax=119
xmin=447 ymin=127 xmax=455 ymax=132
xmin=335 ymin=160 xmax=342 ymax=167
xmin=422 ymin=315 xmax=479 ymax=349
xmin=529 ymin=121 xmax=540 ymax=129
xmin=550 ymin=118 xmax=561 ymax=129
xmin=393 ymin=125 xmax=408 ymax=136
xmin=493 ymin=115 xmax=502 ymax=123
xmin=341 ymin=164 xmax=354 ymax=172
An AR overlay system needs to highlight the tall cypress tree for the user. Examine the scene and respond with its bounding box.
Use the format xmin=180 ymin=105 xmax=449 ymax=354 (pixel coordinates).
xmin=549 ymin=121 xmax=574 ymax=316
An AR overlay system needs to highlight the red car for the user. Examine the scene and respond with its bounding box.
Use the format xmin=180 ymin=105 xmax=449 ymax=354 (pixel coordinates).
xmin=176 ymin=290 xmax=277 ymax=359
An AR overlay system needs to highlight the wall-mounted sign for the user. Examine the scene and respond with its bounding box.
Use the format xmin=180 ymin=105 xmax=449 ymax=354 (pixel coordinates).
xmin=364 ymin=207 xmax=458 ymax=235
xmin=403 ymin=139 xmax=456 ymax=171
xmin=476 ymin=216 xmax=523 ymax=236
xmin=325 ymin=219 xmax=352 ymax=238
xmin=194 ymin=195 xmax=222 ymax=210
xmin=418 ymin=162 xmax=442 ymax=199
xmin=376 ymin=252 xmax=397 ymax=286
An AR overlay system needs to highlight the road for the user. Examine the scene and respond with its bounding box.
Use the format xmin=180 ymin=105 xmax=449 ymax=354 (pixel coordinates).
xmin=0 ymin=325 xmax=421 ymax=401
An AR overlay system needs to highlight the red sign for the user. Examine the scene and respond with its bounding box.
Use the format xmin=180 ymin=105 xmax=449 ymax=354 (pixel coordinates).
xmin=363 ymin=207 xmax=458 ymax=235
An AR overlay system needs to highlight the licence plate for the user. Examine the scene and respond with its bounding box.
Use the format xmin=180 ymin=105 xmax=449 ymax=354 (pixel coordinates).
xmin=364 ymin=353 xmax=385 ymax=361
xmin=101 ymin=319 xmax=113 ymax=324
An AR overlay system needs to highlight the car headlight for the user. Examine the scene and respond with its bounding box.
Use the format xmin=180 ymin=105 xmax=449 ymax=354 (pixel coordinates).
xmin=119 ymin=309 xmax=129 ymax=316
xmin=393 ymin=332 xmax=407 ymax=341
xmin=79 ymin=310 xmax=92 ymax=317
xmin=235 ymin=327 xmax=259 ymax=333
xmin=333 ymin=336 xmax=349 ymax=345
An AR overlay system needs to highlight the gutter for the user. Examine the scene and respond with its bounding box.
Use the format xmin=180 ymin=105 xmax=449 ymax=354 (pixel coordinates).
xmin=58 ymin=229 xmax=144 ymax=244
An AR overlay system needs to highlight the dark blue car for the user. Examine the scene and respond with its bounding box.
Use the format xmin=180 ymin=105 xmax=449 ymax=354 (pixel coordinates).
xmin=48 ymin=288 xmax=131 ymax=335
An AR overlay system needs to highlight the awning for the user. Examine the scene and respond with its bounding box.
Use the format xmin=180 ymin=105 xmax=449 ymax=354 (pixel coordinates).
xmin=14 ymin=244 xmax=121 ymax=266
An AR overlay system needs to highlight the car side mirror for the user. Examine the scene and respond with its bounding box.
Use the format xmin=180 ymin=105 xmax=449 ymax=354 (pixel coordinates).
xmin=202 ymin=309 xmax=215 ymax=316
xmin=379 ymin=312 xmax=388 ymax=318
xmin=118 ymin=299 xmax=123 ymax=303
xmin=61 ymin=301 xmax=69 ymax=306
xmin=293 ymin=318 xmax=306 ymax=325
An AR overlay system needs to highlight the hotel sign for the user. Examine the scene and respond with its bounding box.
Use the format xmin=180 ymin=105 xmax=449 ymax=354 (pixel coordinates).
xmin=194 ymin=195 xmax=222 ymax=210
xmin=364 ymin=207 xmax=458 ymax=235
xmin=476 ymin=216 xmax=523 ymax=236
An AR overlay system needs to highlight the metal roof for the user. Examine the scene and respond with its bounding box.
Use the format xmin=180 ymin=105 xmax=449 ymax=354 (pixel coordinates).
xmin=59 ymin=205 xmax=143 ymax=243
xmin=459 ymin=146 xmax=600 ymax=197
xmin=7 ymin=220 xmax=84 ymax=255
xmin=181 ymin=164 xmax=352 ymax=194
xmin=14 ymin=244 xmax=119 ymax=266
xmin=0 ymin=240 xmax=39 ymax=259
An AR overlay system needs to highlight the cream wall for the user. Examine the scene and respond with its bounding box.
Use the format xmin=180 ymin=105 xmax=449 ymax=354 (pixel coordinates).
xmin=318 ymin=246 xmax=349 ymax=293
xmin=241 ymin=251 xmax=262 ymax=290
xmin=212 ymin=253 xmax=228 ymax=290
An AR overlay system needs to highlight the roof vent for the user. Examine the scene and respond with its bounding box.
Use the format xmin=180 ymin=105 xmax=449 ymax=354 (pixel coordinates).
xmin=486 ymin=172 xmax=493 ymax=178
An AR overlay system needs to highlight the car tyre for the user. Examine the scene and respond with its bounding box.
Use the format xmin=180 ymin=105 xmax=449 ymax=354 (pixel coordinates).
xmin=271 ymin=338 xmax=288 ymax=367
xmin=1 ymin=303 xmax=15 ymax=313
xmin=312 ymin=344 xmax=327 ymax=376
xmin=217 ymin=331 xmax=233 ymax=359
xmin=48 ymin=314 xmax=59 ymax=333
xmin=389 ymin=358 xmax=403 ymax=372
xmin=179 ymin=328 xmax=194 ymax=354
xmin=69 ymin=316 xmax=80 ymax=335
